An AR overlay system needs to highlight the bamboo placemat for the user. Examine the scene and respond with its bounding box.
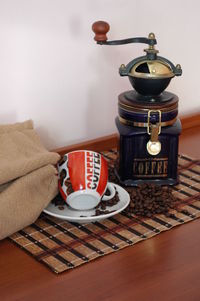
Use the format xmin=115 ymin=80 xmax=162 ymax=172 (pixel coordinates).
xmin=9 ymin=151 xmax=200 ymax=273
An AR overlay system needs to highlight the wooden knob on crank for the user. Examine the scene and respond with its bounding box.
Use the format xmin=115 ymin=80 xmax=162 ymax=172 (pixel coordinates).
xmin=92 ymin=21 xmax=110 ymax=42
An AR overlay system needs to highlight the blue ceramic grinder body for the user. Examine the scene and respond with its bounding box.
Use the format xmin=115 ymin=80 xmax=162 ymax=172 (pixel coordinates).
xmin=92 ymin=21 xmax=182 ymax=186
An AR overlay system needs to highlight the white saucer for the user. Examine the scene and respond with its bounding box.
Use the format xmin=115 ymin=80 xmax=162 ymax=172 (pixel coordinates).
xmin=43 ymin=183 xmax=130 ymax=224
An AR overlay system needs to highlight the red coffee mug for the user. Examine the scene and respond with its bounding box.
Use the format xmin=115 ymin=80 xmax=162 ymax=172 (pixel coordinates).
xmin=57 ymin=150 xmax=116 ymax=210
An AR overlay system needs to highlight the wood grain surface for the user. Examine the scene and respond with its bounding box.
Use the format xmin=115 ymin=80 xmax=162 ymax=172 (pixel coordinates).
xmin=0 ymin=122 xmax=200 ymax=301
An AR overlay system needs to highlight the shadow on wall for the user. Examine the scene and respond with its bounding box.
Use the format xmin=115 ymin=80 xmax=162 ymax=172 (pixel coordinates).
xmin=35 ymin=125 xmax=55 ymax=149
xmin=86 ymin=46 xmax=124 ymax=138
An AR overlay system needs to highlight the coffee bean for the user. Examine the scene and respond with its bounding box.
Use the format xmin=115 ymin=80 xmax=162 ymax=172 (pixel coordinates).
xmin=100 ymin=202 xmax=107 ymax=210
xmin=64 ymin=180 xmax=74 ymax=195
xmin=92 ymin=209 xmax=115 ymax=216
xmin=51 ymin=193 xmax=66 ymax=207
xmin=58 ymin=206 xmax=65 ymax=210
xmin=95 ymin=209 xmax=101 ymax=216
xmin=59 ymin=169 xmax=66 ymax=185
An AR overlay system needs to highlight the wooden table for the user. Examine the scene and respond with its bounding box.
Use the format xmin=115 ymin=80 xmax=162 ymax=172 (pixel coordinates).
xmin=1 ymin=126 xmax=200 ymax=301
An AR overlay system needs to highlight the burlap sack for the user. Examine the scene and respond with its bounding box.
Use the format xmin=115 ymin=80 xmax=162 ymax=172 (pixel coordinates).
xmin=0 ymin=120 xmax=60 ymax=240
xmin=0 ymin=120 xmax=60 ymax=185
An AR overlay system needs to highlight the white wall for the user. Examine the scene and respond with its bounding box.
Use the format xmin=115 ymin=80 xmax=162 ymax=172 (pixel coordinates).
xmin=0 ymin=0 xmax=199 ymax=149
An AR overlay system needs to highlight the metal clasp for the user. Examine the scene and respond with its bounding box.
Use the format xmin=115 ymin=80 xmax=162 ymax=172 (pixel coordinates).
xmin=146 ymin=110 xmax=162 ymax=156
xmin=147 ymin=110 xmax=161 ymax=136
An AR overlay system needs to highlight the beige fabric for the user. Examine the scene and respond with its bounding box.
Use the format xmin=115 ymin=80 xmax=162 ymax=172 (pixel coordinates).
xmin=0 ymin=120 xmax=60 ymax=185
xmin=0 ymin=120 xmax=60 ymax=240
xmin=0 ymin=120 xmax=33 ymax=134
xmin=0 ymin=165 xmax=58 ymax=240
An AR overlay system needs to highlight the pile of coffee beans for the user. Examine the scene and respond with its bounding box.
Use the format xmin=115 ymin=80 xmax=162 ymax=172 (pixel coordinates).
xmin=108 ymin=165 xmax=178 ymax=218
xmin=125 ymin=184 xmax=177 ymax=218
xmin=94 ymin=189 xmax=120 ymax=215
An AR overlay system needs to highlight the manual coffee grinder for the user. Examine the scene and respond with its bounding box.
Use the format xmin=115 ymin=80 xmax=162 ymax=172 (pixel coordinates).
xmin=92 ymin=21 xmax=182 ymax=186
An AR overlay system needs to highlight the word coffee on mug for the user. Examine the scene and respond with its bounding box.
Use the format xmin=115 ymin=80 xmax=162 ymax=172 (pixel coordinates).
xmin=57 ymin=150 xmax=116 ymax=210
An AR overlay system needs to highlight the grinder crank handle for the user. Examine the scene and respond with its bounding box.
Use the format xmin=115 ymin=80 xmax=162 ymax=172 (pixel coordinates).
xmin=92 ymin=21 xmax=157 ymax=46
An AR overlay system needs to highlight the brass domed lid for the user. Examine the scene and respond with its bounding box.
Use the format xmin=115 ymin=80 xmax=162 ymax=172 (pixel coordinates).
xmin=129 ymin=60 xmax=175 ymax=79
